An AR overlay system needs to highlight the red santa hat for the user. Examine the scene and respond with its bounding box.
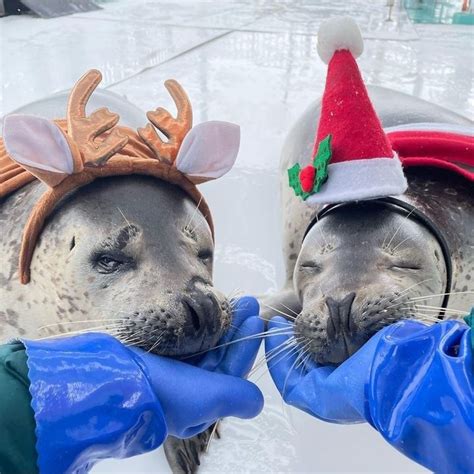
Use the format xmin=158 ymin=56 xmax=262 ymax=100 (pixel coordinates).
xmin=288 ymin=17 xmax=407 ymax=204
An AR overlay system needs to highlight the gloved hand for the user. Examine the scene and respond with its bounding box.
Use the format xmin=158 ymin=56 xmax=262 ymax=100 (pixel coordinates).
xmin=131 ymin=296 xmax=264 ymax=438
xmin=264 ymin=315 xmax=384 ymax=423
xmin=192 ymin=296 xmax=263 ymax=376
xmin=265 ymin=316 xmax=474 ymax=472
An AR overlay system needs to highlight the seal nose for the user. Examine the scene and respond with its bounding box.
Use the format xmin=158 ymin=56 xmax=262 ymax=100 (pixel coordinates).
xmin=326 ymin=292 xmax=356 ymax=341
xmin=183 ymin=292 xmax=220 ymax=337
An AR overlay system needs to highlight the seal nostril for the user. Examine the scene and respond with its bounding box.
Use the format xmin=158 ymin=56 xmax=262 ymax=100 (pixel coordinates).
xmin=185 ymin=301 xmax=202 ymax=332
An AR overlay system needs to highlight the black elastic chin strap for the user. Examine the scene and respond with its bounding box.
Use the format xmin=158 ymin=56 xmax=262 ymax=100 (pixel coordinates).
xmin=303 ymin=197 xmax=452 ymax=318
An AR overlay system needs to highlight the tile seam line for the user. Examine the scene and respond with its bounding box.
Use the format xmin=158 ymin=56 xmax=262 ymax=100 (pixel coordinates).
xmin=70 ymin=7 xmax=256 ymax=26
xmin=71 ymin=16 xmax=420 ymax=41
xmin=105 ymin=27 xmax=421 ymax=93
xmin=103 ymin=14 xmax=273 ymax=90
xmin=104 ymin=28 xmax=235 ymax=90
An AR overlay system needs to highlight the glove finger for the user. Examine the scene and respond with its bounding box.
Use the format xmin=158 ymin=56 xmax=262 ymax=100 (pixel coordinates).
xmin=202 ymin=372 xmax=264 ymax=421
xmin=139 ymin=353 xmax=263 ymax=438
xmin=195 ymin=297 xmax=260 ymax=370
xmin=180 ymin=422 xmax=211 ymax=439
xmin=177 ymin=370 xmax=263 ymax=433
xmin=265 ymin=316 xmax=303 ymax=397
xmin=226 ymin=296 xmax=260 ymax=342
xmin=218 ymin=316 xmax=264 ymax=377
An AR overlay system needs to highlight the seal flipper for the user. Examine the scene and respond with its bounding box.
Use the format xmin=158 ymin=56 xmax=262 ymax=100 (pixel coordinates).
xmin=164 ymin=424 xmax=218 ymax=474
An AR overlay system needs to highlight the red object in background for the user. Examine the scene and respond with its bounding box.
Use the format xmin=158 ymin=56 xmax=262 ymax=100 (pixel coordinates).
xmin=388 ymin=130 xmax=474 ymax=182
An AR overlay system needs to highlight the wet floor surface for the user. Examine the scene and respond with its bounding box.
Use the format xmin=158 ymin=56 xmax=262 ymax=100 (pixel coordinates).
xmin=2 ymin=1 xmax=472 ymax=471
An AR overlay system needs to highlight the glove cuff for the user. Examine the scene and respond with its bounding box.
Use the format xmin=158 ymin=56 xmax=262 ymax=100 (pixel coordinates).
xmin=22 ymin=332 xmax=167 ymax=474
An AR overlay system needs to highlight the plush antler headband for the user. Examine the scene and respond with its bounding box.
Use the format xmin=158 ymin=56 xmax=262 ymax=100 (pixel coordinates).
xmin=0 ymin=69 xmax=240 ymax=284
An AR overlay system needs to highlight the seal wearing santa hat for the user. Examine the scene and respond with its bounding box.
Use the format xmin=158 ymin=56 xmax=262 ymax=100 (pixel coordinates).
xmin=267 ymin=16 xmax=473 ymax=366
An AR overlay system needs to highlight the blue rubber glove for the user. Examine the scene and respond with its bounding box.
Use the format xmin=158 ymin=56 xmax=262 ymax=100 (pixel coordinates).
xmin=265 ymin=316 xmax=474 ymax=473
xmin=24 ymin=333 xmax=168 ymax=474
xmin=192 ymin=296 xmax=264 ymax=376
xmin=132 ymin=296 xmax=264 ymax=438
xmin=21 ymin=298 xmax=264 ymax=473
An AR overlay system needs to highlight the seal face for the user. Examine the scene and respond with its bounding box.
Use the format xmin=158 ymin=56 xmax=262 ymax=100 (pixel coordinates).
xmin=294 ymin=201 xmax=447 ymax=365
xmin=0 ymin=70 xmax=242 ymax=363
xmin=0 ymin=175 xmax=231 ymax=357
xmin=272 ymin=86 xmax=474 ymax=366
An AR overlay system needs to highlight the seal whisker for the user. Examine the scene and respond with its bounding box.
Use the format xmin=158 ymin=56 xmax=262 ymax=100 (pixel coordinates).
xmin=265 ymin=337 xmax=301 ymax=367
xmin=93 ymin=307 xmax=140 ymax=315
xmin=248 ymin=337 xmax=297 ymax=377
xmin=409 ymin=290 xmax=474 ymax=302
xmin=36 ymin=323 xmax=124 ymax=340
xmin=147 ymin=332 xmax=165 ymax=354
xmin=383 ymin=207 xmax=416 ymax=251
xmin=182 ymin=327 xmax=295 ymax=359
xmin=413 ymin=304 xmax=466 ymax=315
xmin=382 ymin=278 xmax=434 ymax=308
xmin=189 ymin=217 xmax=204 ymax=236
xmin=391 ymin=235 xmax=414 ymax=253
xmin=260 ymin=302 xmax=298 ymax=321
xmin=397 ymin=308 xmax=441 ymax=322
xmin=184 ymin=196 xmax=203 ymax=232
xmin=117 ymin=207 xmax=133 ymax=230
xmin=282 ymin=340 xmax=311 ymax=396
xmin=257 ymin=340 xmax=300 ymax=378
xmin=205 ymin=420 xmax=221 ymax=454
xmin=275 ymin=301 xmax=299 ymax=317
xmin=38 ymin=318 xmax=122 ymax=331
xmin=314 ymin=213 xmax=329 ymax=248
xmin=117 ymin=333 xmax=145 ymax=346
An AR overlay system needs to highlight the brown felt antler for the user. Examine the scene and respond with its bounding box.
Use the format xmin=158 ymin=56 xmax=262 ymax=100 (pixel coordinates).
xmin=138 ymin=79 xmax=193 ymax=164
xmin=68 ymin=69 xmax=129 ymax=165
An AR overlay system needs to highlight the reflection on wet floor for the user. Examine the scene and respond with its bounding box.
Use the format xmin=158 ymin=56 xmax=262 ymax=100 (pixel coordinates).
xmin=2 ymin=1 xmax=472 ymax=472
xmin=404 ymin=0 xmax=474 ymax=24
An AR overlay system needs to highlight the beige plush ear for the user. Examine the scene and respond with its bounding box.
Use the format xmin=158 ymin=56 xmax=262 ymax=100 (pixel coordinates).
xmin=175 ymin=121 xmax=240 ymax=184
xmin=3 ymin=114 xmax=82 ymax=188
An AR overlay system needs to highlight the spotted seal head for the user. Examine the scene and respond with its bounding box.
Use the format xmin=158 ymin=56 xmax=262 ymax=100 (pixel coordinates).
xmin=1 ymin=175 xmax=230 ymax=357
xmin=273 ymin=86 xmax=473 ymax=366
xmin=0 ymin=69 xmax=240 ymax=360
xmin=1 ymin=71 xmax=243 ymax=474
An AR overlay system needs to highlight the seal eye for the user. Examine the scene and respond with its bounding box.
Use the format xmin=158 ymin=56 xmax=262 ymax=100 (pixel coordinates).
xmin=198 ymin=249 xmax=213 ymax=264
xmin=390 ymin=263 xmax=422 ymax=271
xmin=301 ymin=261 xmax=322 ymax=272
xmin=94 ymin=254 xmax=124 ymax=274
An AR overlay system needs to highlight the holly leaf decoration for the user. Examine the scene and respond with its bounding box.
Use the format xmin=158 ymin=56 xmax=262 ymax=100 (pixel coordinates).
xmin=288 ymin=163 xmax=305 ymax=198
xmin=287 ymin=134 xmax=332 ymax=200
xmin=312 ymin=134 xmax=331 ymax=193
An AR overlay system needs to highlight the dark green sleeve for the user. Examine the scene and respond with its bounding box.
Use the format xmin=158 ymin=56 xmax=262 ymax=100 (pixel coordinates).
xmin=0 ymin=343 xmax=38 ymax=474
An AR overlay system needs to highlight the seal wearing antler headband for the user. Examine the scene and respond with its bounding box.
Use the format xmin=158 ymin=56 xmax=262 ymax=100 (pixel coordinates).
xmin=1 ymin=70 xmax=246 ymax=473
xmin=1 ymin=69 xmax=239 ymax=284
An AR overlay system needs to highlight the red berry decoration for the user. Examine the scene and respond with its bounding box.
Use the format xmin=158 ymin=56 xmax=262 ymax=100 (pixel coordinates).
xmin=299 ymin=165 xmax=315 ymax=193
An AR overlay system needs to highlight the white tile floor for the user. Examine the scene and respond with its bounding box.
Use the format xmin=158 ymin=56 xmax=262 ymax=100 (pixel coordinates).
xmin=1 ymin=0 xmax=472 ymax=472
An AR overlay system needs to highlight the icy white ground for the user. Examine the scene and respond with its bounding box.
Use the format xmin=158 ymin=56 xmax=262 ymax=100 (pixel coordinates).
xmin=1 ymin=1 xmax=473 ymax=472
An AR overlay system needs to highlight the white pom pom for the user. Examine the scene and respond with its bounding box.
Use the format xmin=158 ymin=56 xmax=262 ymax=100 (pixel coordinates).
xmin=317 ymin=17 xmax=364 ymax=64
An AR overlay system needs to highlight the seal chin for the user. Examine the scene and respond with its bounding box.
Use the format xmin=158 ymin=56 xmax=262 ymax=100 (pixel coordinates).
xmin=295 ymin=318 xmax=369 ymax=366
xmin=295 ymin=292 xmax=417 ymax=366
